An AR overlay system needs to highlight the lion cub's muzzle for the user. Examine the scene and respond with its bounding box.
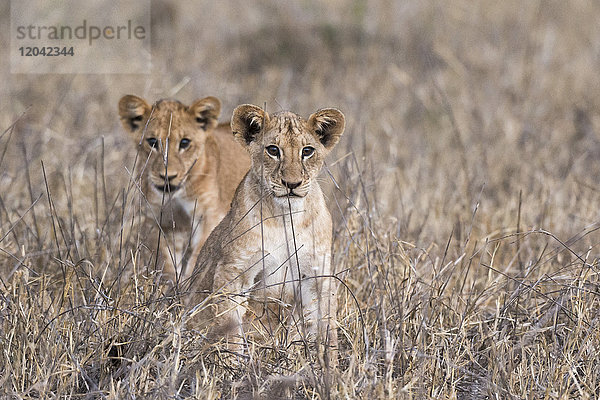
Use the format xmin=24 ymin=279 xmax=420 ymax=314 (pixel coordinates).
xmin=153 ymin=172 xmax=182 ymax=193
xmin=273 ymin=179 xmax=309 ymax=198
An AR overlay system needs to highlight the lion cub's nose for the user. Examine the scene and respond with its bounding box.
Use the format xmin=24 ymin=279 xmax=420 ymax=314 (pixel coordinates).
xmin=159 ymin=173 xmax=178 ymax=182
xmin=282 ymin=179 xmax=301 ymax=190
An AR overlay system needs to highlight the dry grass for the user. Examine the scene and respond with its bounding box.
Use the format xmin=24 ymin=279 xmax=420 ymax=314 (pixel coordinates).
xmin=1 ymin=0 xmax=600 ymax=398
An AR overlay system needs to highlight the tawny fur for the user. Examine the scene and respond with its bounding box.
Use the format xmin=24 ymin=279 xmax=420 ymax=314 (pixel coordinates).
xmin=185 ymin=105 xmax=345 ymax=355
xmin=118 ymin=95 xmax=250 ymax=281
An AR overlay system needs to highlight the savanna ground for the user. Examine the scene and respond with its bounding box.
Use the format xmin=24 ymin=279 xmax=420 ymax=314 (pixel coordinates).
xmin=1 ymin=1 xmax=600 ymax=398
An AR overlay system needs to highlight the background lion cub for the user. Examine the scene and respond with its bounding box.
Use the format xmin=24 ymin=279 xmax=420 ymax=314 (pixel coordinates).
xmin=118 ymin=95 xmax=250 ymax=281
xmin=186 ymin=104 xmax=345 ymax=353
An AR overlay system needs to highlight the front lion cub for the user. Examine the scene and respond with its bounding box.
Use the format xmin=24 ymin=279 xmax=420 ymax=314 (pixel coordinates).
xmin=118 ymin=95 xmax=250 ymax=281
xmin=185 ymin=104 xmax=345 ymax=353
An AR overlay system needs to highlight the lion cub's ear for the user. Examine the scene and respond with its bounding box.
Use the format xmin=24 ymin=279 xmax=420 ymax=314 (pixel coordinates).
xmin=189 ymin=97 xmax=221 ymax=131
xmin=118 ymin=95 xmax=151 ymax=134
xmin=308 ymin=108 xmax=345 ymax=150
xmin=231 ymin=104 xmax=270 ymax=146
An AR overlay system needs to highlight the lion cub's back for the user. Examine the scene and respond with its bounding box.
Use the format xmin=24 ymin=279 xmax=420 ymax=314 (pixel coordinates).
xmin=213 ymin=122 xmax=251 ymax=204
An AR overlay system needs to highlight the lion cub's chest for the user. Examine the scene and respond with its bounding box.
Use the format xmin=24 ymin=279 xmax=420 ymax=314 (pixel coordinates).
xmin=243 ymin=202 xmax=330 ymax=295
xmin=152 ymin=195 xmax=209 ymax=255
xmin=155 ymin=198 xmax=191 ymax=231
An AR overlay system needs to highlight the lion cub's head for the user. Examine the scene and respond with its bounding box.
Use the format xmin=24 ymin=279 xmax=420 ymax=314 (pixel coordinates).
xmin=231 ymin=105 xmax=345 ymax=198
xmin=118 ymin=95 xmax=221 ymax=196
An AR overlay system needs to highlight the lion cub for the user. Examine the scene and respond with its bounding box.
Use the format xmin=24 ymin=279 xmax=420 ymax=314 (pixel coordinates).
xmin=118 ymin=95 xmax=250 ymax=281
xmin=186 ymin=104 xmax=345 ymax=352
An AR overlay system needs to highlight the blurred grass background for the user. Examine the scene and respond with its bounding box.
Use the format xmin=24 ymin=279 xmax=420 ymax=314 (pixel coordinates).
xmin=1 ymin=0 xmax=600 ymax=398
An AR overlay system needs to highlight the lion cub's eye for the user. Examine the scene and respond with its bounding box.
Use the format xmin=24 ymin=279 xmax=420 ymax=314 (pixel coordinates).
xmin=266 ymin=145 xmax=281 ymax=158
xmin=146 ymin=138 xmax=159 ymax=149
xmin=302 ymin=146 xmax=315 ymax=159
xmin=180 ymin=138 xmax=191 ymax=150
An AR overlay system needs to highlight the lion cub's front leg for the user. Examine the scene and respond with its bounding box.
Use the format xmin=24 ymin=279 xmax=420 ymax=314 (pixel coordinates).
xmin=156 ymin=221 xmax=191 ymax=282
xmin=183 ymin=209 xmax=225 ymax=282
xmin=210 ymin=267 xmax=248 ymax=348
xmin=296 ymin=250 xmax=338 ymax=365
xmin=208 ymin=252 xmax=265 ymax=350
